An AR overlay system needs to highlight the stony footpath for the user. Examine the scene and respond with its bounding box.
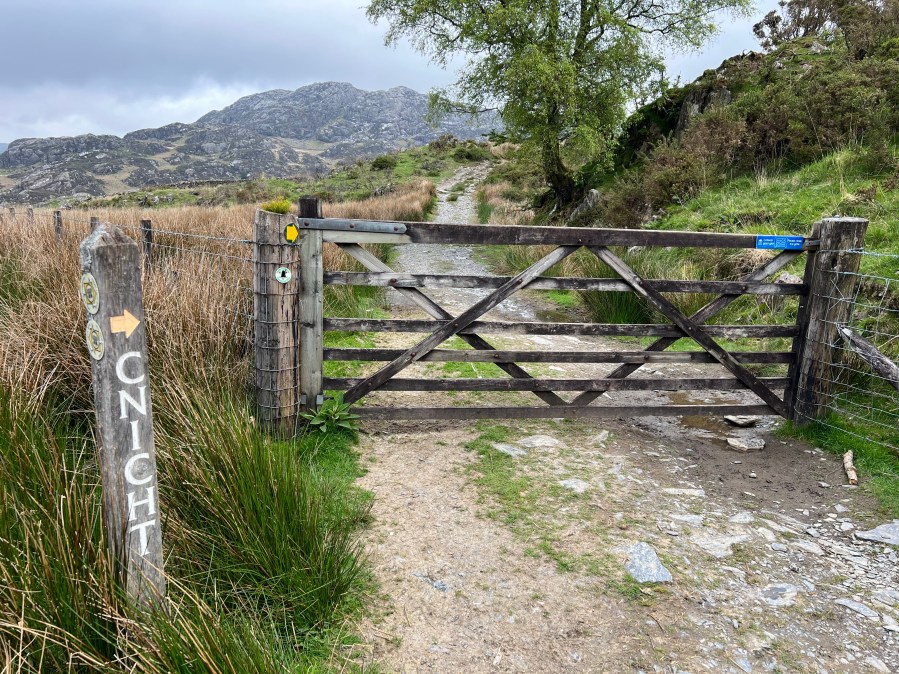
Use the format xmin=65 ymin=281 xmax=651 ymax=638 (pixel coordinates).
xmin=350 ymin=166 xmax=899 ymax=673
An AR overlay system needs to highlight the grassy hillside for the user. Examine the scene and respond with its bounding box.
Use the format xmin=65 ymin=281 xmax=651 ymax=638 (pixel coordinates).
xmin=80 ymin=137 xmax=492 ymax=210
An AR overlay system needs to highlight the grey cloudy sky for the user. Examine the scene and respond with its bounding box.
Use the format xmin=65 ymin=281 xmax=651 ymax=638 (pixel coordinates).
xmin=0 ymin=0 xmax=778 ymax=143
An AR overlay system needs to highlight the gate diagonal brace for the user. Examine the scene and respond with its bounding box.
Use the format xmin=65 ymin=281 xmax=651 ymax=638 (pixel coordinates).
xmin=587 ymin=246 xmax=788 ymax=417
xmin=341 ymin=245 xmax=580 ymax=405
xmin=336 ymin=244 xmax=568 ymax=406
xmin=568 ymin=249 xmax=802 ymax=408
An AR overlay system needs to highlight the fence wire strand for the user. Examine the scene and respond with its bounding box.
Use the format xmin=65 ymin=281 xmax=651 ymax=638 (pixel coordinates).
xmin=797 ymin=249 xmax=899 ymax=453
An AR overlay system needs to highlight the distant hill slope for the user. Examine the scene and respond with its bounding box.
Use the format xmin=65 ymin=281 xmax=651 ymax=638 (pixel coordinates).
xmin=0 ymin=82 xmax=497 ymax=204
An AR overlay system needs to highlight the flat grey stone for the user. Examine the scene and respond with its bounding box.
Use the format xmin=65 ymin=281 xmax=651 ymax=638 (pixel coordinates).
xmin=729 ymin=512 xmax=754 ymax=524
xmin=727 ymin=436 xmax=765 ymax=451
xmin=872 ymin=589 xmax=899 ymax=607
xmin=625 ymin=542 xmax=673 ymax=583
xmin=492 ymin=443 xmax=526 ymax=458
xmin=518 ymin=435 xmax=562 ymax=449
xmin=671 ymin=513 xmax=705 ymax=526
xmin=792 ymin=540 xmax=824 ymax=556
xmin=760 ymin=583 xmax=799 ymax=607
xmin=591 ymin=430 xmax=610 ymax=445
xmin=692 ymin=533 xmax=750 ymax=558
xmin=559 ymin=478 xmax=589 ymax=494
xmin=864 ymin=656 xmax=891 ymax=673
xmin=834 ymin=504 xmax=848 ymax=513
xmin=724 ymin=415 xmax=759 ymax=428
xmin=883 ymin=614 xmax=899 ymax=632
xmin=661 ymin=488 xmax=706 ymax=498
xmin=834 ymin=598 xmax=879 ymax=619
xmin=856 ymin=520 xmax=899 ymax=546
xmin=413 ymin=572 xmax=448 ymax=592
xmin=771 ymin=543 xmax=788 ymax=552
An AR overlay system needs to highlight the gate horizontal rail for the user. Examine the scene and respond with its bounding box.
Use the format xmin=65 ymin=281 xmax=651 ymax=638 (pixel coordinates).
xmin=324 ymin=272 xmax=806 ymax=296
xmin=324 ymin=318 xmax=799 ymax=338
xmin=324 ymin=348 xmax=795 ymax=364
xmin=299 ymin=218 xmax=820 ymax=250
xmin=324 ymin=377 xmax=791 ymax=392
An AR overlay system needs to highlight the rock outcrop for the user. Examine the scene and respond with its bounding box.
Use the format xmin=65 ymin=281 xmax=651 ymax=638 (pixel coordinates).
xmin=0 ymin=82 xmax=498 ymax=203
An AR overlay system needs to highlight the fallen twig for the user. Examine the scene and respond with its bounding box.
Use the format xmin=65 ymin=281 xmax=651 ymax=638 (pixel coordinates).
xmin=843 ymin=450 xmax=859 ymax=486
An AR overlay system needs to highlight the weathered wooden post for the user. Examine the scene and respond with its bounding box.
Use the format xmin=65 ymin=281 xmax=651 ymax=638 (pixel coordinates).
xmin=140 ymin=219 xmax=153 ymax=272
xmin=8 ymin=207 xmax=15 ymax=223
xmin=26 ymin=207 xmax=34 ymax=225
xmin=298 ymin=197 xmax=324 ymax=412
xmin=254 ymin=208 xmax=301 ymax=434
xmin=79 ymin=224 xmax=166 ymax=606
xmin=53 ymin=210 xmax=63 ymax=241
xmin=90 ymin=216 xmax=100 ymax=233
xmin=792 ymin=217 xmax=868 ymax=424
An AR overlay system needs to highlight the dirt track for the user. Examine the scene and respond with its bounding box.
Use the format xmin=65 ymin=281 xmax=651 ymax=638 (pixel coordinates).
xmin=349 ymin=167 xmax=899 ymax=674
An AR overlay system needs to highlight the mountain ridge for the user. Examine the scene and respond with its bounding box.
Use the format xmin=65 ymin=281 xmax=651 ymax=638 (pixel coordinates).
xmin=0 ymin=82 xmax=497 ymax=204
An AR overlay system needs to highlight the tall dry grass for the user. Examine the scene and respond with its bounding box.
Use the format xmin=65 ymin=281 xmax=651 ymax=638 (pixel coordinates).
xmin=477 ymin=181 xmax=535 ymax=226
xmin=0 ymin=203 xmax=388 ymax=672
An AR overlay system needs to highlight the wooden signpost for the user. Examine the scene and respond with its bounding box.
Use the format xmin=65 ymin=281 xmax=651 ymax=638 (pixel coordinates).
xmin=80 ymin=224 xmax=166 ymax=606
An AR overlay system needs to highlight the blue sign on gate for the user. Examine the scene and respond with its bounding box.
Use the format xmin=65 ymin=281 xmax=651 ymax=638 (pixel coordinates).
xmin=755 ymin=235 xmax=805 ymax=250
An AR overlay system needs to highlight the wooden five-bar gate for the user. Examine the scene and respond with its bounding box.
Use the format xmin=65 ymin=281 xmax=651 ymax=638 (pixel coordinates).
xmin=253 ymin=200 xmax=867 ymax=431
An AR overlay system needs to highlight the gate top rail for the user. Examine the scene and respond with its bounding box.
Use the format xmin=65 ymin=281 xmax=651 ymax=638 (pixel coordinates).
xmin=296 ymin=217 xmax=819 ymax=250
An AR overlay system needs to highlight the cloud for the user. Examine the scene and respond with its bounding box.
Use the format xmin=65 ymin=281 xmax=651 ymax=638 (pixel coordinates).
xmin=0 ymin=0 xmax=779 ymax=142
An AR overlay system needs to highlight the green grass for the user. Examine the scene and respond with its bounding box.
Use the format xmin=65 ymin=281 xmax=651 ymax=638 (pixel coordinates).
xmin=781 ymin=414 xmax=899 ymax=517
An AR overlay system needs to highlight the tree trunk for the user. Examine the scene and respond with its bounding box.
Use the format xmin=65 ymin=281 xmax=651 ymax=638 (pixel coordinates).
xmin=542 ymin=139 xmax=578 ymax=207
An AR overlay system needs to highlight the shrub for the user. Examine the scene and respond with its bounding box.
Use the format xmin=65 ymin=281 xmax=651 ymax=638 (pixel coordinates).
xmin=371 ymin=153 xmax=398 ymax=170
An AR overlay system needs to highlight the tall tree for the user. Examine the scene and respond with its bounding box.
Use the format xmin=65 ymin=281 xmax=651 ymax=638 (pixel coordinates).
xmin=368 ymin=0 xmax=752 ymax=206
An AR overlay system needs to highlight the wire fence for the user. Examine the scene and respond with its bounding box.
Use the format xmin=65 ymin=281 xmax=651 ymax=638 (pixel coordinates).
xmin=796 ymin=249 xmax=899 ymax=453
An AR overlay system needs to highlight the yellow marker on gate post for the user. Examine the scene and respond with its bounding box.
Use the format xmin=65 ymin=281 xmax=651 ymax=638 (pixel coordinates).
xmin=80 ymin=224 xmax=166 ymax=608
xmin=284 ymin=221 xmax=300 ymax=244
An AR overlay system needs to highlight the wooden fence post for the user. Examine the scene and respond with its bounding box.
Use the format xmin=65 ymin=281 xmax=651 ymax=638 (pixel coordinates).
xmin=53 ymin=210 xmax=63 ymax=241
xmin=298 ymin=197 xmax=324 ymax=412
xmin=792 ymin=217 xmax=868 ymax=424
xmin=26 ymin=207 xmax=34 ymax=225
xmin=254 ymin=209 xmax=301 ymax=435
xmin=140 ymin=219 xmax=153 ymax=272
xmin=90 ymin=216 xmax=100 ymax=232
xmin=8 ymin=207 xmax=15 ymax=223
xmin=79 ymin=224 xmax=166 ymax=606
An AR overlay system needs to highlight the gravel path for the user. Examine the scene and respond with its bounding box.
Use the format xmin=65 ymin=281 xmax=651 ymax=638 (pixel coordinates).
xmin=349 ymin=166 xmax=899 ymax=674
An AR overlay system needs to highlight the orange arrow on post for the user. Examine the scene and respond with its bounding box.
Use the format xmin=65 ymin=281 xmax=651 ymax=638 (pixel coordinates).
xmin=110 ymin=310 xmax=140 ymax=338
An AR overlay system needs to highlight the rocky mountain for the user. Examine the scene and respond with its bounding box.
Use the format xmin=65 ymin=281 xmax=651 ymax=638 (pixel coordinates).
xmin=0 ymin=82 xmax=497 ymax=204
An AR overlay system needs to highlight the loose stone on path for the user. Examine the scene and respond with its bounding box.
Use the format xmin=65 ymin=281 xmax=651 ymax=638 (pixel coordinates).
xmin=559 ymin=478 xmax=589 ymax=494
xmin=834 ymin=598 xmax=880 ymax=619
xmin=727 ymin=437 xmax=766 ymax=451
xmin=625 ymin=542 xmax=673 ymax=583
xmin=855 ymin=520 xmax=899 ymax=545
xmin=492 ymin=443 xmax=527 ymax=459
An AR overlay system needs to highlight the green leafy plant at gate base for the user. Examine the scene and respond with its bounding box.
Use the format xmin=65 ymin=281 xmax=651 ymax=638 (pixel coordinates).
xmin=302 ymin=393 xmax=360 ymax=434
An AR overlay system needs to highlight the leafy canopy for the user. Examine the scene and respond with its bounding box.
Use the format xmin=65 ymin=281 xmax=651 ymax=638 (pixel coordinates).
xmin=368 ymin=0 xmax=752 ymax=204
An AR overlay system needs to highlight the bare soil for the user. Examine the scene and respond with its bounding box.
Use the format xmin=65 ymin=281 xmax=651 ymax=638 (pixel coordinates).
xmin=347 ymin=167 xmax=899 ymax=674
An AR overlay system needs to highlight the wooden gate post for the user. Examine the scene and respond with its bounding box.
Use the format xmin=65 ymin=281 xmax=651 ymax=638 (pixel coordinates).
xmin=298 ymin=197 xmax=324 ymax=412
xmin=26 ymin=207 xmax=34 ymax=225
xmin=253 ymin=209 xmax=301 ymax=435
xmin=53 ymin=210 xmax=63 ymax=241
xmin=79 ymin=224 xmax=166 ymax=606
xmin=140 ymin=219 xmax=153 ymax=272
xmin=792 ymin=217 xmax=868 ymax=424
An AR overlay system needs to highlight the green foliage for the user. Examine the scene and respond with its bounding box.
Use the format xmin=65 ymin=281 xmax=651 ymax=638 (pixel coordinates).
xmin=371 ymin=153 xmax=399 ymax=170
xmin=260 ymin=197 xmax=292 ymax=214
xmin=302 ymin=393 xmax=361 ymax=435
xmin=367 ymin=0 xmax=751 ymax=204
